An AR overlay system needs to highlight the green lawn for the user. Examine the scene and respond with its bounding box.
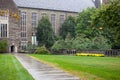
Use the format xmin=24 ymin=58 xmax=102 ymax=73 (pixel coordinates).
xmin=30 ymin=54 xmax=120 ymax=80
xmin=0 ymin=54 xmax=34 ymax=80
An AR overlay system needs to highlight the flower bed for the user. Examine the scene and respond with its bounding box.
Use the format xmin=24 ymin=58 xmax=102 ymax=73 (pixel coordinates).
xmin=76 ymin=53 xmax=105 ymax=57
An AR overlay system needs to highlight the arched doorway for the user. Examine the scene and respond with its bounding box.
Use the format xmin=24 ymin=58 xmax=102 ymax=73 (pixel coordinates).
xmin=11 ymin=45 xmax=15 ymax=53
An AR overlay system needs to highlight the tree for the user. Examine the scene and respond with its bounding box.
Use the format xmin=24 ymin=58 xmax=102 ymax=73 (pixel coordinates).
xmin=34 ymin=46 xmax=51 ymax=54
xmin=60 ymin=16 xmax=76 ymax=39
xmin=76 ymin=7 xmax=96 ymax=38
xmin=91 ymin=35 xmax=111 ymax=50
xmin=51 ymin=33 xmax=73 ymax=51
xmin=72 ymin=34 xmax=92 ymax=50
xmin=51 ymin=39 xmax=67 ymax=51
xmin=36 ymin=16 xmax=55 ymax=48
xmin=91 ymin=0 xmax=120 ymax=49
xmin=72 ymin=34 xmax=111 ymax=50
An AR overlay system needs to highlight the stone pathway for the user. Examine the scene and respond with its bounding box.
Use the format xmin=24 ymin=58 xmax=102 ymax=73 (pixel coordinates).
xmin=15 ymin=54 xmax=80 ymax=80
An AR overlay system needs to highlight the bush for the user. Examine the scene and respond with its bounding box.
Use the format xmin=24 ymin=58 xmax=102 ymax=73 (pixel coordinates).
xmin=76 ymin=53 xmax=105 ymax=57
xmin=51 ymin=40 xmax=67 ymax=51
xmin=72 ymin=34 xmax=92 ymax=50
xmin=0 ymin=40 xmax=8 ymax=53
xmin=34 ymin=46 xmax=51 ymax=54
xmin=91 ymin=35 xmax=111 ymax=50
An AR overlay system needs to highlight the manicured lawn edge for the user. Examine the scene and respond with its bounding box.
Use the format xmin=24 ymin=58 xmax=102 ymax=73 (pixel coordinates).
xmin=0 ymin=54 xmax=34 ymax=80
xmin=29 ymin=54 xmax=120 ymax=80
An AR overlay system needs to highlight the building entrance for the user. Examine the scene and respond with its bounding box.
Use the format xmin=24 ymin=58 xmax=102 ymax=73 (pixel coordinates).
xmin=11 ymin=45 xmax=15 ymax=53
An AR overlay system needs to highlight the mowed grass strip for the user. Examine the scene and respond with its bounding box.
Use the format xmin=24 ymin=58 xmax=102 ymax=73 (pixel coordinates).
xmin=30 ymin=54 xmax=120 ymax=80
xmin=0 ymin=54 xmax=34 ymax=80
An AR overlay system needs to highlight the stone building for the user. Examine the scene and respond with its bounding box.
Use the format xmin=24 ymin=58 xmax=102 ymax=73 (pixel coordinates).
xmin=0 ymin=0 xmax=95 ymax=52
xmin=0 ymin=0 xmax=21 ymax=52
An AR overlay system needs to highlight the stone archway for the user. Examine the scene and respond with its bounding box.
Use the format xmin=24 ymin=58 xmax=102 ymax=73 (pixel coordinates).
xmin=11 ymin=45 xmax=15 ymax=53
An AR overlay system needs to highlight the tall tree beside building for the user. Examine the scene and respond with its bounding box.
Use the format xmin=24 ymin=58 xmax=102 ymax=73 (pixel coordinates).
xmin=76 ymin=7 xmax=96 ymax=38
xmin=36 ymin=16 xmax=55 ymax=48
xmin=60 ymin=16 xmax=76 ymax=39
xmin=91 ymin=0 xmax=120 ymax=49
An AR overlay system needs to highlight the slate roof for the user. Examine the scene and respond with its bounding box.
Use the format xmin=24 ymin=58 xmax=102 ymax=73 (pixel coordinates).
xmin=13 ymin=0 xmax=95 ymax=13
xmin=0 ymin=0 xmax=18 ymax=13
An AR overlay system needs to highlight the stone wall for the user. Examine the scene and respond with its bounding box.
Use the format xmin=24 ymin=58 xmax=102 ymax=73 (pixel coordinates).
xmin=19 ymin=7 xmax=78 ymax=50
xmin=0 ymin=0 xmax=21 ymax=52
xmin=0 ymin=0 xmax=78 ymax=52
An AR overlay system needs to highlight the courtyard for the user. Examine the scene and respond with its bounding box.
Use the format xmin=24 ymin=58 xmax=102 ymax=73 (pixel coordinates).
xmin=0 ymin=0 xmax=120 ymax=80
xmin=0 ymin=54 xmax=120 ymax=80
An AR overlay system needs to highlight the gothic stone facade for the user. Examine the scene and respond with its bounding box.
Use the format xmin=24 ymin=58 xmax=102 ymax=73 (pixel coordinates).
xmin=0 ymin=0 xmax=94 ymax=52
xmin=19 ymin=7 xmax=77 ymax=51
xmin=0 ymin=0 xmax=77 ymax=53
xmin=0 ymin=0 xmax=21 ymax=52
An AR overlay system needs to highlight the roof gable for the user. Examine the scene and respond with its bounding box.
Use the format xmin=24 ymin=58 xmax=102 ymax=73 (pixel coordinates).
xmin=13 ymin=0 xmax=95 ymax=12
xmin=0 ymin=0 xmax=18 ymax=12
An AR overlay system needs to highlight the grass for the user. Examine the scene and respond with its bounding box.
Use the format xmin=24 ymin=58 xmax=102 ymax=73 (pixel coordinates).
xmin=30 ymin=54 xmax=120 ymax=80
xmin=0 ymin=54 xmax=34 ymax=80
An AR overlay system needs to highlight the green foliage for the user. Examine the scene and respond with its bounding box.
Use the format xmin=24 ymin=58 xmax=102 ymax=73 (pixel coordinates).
xmin=36 ymin=16 xmax=55 ymax=48
xmin=0 ymin=40 xmax=8 ymax=53
xmin=72 ymin=34 xmax=92 ymax=50
xmin=52 ymin=34 xmax=111 ymax=51
xmin=26 ymin=44 xmax=36 ymax=50
xmin=25 ymin=44 xmax=37 ymax=53
xmin=91 ymin=0 xmax=120 ymax=49
xmin=51 ymin=40 xmax=66 ymax=51
xmin=51 ymin=33 xmax=73 ymax=51
xmin=73 ymin=34 xmax=111 ymax=50
xmin=92 ymin=35 xmax=111 ymax=50
xmin=34 ymin=46 xmax=51 ymax=54
xmin=76 ymin=7 xmax=96 ymax=38
xmin=64 ymin=33 xmax=73 ymax=49
xmin=60 ymin=16 xmax=76 ymax=39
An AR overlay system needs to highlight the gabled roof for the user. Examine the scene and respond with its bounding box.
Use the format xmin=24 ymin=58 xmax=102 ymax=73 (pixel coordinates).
xmin=13 ymin=0 xmax=95 ymax=12
xmin=0 ymin=0 xmax=18 ymax=13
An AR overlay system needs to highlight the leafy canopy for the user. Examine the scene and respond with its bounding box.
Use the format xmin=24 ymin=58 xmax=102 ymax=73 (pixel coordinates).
xmin=60 ymin=16 xmax=76 ymax=39
xmin=91 ymin=0 xmax=120 ymax=49
xmin=36 ymin=16 xmax=55 ymax=48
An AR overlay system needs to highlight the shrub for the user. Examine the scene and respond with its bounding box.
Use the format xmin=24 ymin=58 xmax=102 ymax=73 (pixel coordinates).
xmin=76 ymin=53 xmax=105 ymax=57
xmin=51 ymin=40 xmax=67 ymax=51
xmin=0 ymin=40 xmax=8 ymax=53
xmin=91 ymin=35 xmax=111 ymax=50
xmin=34 ymin=46 xmax=51 ymax=54
xmin=72 ymin=34 xmax=92 ymax=50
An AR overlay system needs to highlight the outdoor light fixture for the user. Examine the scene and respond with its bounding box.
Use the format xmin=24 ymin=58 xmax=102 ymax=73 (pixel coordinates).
xmin=99 ymin=27 xmax=103 ymax=30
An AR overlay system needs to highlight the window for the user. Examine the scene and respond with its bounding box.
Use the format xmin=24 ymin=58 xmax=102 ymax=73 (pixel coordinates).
xmin=20 ymin=12 xmax=27 ymax=38
xmin=21 ymin=12 xmax=26 ymax=26
xmin=32 ymin=12 xmax=37 ymax=27
xmin=0 ymin=24 xmax=8 ymax=38
xmin=21 ymin=32 xmax=26 ymax=38
xmin=0 ymin=10 xmax=8 ymax=38
xmin=51 ymin=14 xmax=56 ymax=33
xmin=41 ymin=13 xmax=46 ymax=17
xmin=0 ymin=9 xmax=8 ymax=20
xmin=60 ymin=15 xmax=65 ymax=27
xmin=21 ymin=41 xmax=27 ymax=50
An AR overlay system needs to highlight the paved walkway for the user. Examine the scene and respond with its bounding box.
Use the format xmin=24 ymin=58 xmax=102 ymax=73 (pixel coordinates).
xmin=15 ymin=54 xmax=80 ymax=80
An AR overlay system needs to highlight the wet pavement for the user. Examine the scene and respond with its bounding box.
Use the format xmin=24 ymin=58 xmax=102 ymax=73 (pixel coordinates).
xmin=15 ymin=54 xmax=80 ymax=80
